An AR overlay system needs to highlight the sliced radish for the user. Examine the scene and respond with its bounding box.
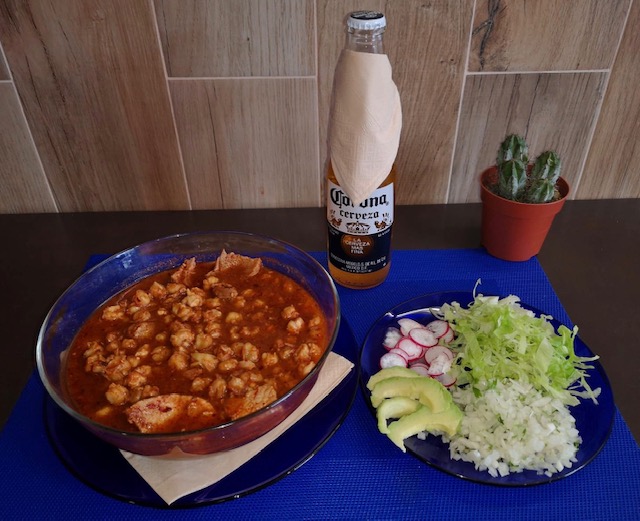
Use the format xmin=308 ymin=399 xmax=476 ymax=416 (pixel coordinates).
xmin=427 ymin=354 xmax=452 ymax=376
xmin=397 ymin=318 xmax=424 ymax=336
xmin=380 ymin=350 xmax=408 ymax=369
xmin=435 ymin=373 xmax=457 ymax=387
xmin=390 ymin=347 xmax=409 ymax=359
xmin=408 ymin=327 xmax=438 ymax=348
xmin=378 ymin=318 xmax=457 ymax=375
xmin=383 ymin=327 xmax=403 ymax=350
xmin=425 ymin=319 xmax=450 ymax=339
xmin=440 ymin=326 xmax=455 ymax=344
xmin=424 ymin=345 xmax=454 ymax=365
xmin=395 ymin=337 xmax=423 ymax=361
xmin=408 ymin=362 xmax=430 ymax=376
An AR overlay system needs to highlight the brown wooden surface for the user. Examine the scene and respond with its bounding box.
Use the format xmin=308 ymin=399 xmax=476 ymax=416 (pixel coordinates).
xmin=1 ymin=202 xmax=638 ymax=445
xmin=451 ymin=72 xmax=607 ymax=203
xmin=2 ymin=1 xmax=639 ymax=212
xmin=0 ymin=84 xmax=56 ymax=212
xmin=154 ymin=0 xmax=315 ymax=78
xmin=579 ymin=0 xmax=640 ymax=199
xmin=0 ymin=0 xmax=188 ymax=212
xmin=469 ymin=0 xmax=630 ymax=72
xmin=0 ymin=45 xmax=9 ymax=79
xmin=170 ymin=77 xmax=321 ymax=209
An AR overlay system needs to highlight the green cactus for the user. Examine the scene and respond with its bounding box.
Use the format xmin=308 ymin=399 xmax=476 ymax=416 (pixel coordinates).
xmin=497 ymin=134 xmax=528 ymax=164
xmin=493 ymin=136 xmax=562 ymax=203
xmin=525 ymin=151 xmax=561 ymax=203
xmin=496 ymin=135 xmax=528 ymax=200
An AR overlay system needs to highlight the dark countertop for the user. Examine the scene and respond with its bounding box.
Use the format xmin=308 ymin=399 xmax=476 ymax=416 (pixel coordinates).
xmin=1 ymin=201 xmax=638 ymax=444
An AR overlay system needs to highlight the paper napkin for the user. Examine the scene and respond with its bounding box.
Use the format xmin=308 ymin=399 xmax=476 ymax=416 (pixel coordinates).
xmin=328 ymin=49 xmax=402 ymax=206
xmin=121 ymin=352 xmax=354 ymax=505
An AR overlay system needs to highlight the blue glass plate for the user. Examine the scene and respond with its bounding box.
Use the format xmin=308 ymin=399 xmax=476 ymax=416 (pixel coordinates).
xmin=360 ymin=291 xmax=615 ymax=486
xmin=45 ymin=319 xmax=358 ymax=507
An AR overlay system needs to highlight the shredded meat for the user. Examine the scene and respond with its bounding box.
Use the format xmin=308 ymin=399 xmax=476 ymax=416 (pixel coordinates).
xmin=214 ymin=250 xmax=262 ymax=277
xmin=126 ymin=394 xmax=215 ymax=433
xmin=227 ymin=384 xmax=278 ymax=420
xmin=170 ymin=257 xmax=198 ymax=286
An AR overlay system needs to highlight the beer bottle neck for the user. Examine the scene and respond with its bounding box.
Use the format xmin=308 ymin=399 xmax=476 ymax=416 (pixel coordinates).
xmin=345 ymin=27 xmax=385 ymax=54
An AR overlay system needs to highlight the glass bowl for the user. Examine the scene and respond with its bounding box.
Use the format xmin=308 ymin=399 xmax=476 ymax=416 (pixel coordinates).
xmin=36 ymin=231 xmax=340 ymax=456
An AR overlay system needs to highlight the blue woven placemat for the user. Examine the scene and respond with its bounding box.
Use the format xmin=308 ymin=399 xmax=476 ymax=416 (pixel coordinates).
xmin=1 ymin=249 xmax=638 ymax=520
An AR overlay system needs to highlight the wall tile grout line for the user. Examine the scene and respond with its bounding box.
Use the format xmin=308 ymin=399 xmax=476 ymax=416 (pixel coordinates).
xmin=0 ymin=39 xmax=9 ymax=79
xmin=466 ymin=69 xmax=611 ymax=76
xmin=167 ymin=76 xmax=317 ymax=81
xmin=571 ymin=0 xmax=636 ymax=197
xmin=0 ymin=40 xmax=58 ymax=212
xmin=9 ymin=85 xmax=59 ymax=211
xmin=446 ymin=0 xmax=479 ymax=204
xmin=312 ymin=0 xmax=322 ymax=208
xmin=149 ymin=0 xmax=193 ymax=211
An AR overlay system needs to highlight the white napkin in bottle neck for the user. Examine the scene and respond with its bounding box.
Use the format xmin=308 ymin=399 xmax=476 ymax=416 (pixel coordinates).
xmin=329 ymin=49 xmax=402 ymax=206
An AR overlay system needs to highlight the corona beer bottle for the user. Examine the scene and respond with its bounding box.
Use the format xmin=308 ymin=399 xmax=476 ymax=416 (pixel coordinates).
xmin=326 ymin=11 xmax=398 ymax=289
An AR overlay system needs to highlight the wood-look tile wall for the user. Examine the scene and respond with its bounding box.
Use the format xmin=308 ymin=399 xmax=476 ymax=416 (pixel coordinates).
xmin=0 ymin=0 xmax=638 ymax=213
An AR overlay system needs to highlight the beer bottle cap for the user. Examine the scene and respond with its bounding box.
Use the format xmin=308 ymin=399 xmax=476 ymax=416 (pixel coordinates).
xmin=347 ymin=11 xmax=386 ymax=31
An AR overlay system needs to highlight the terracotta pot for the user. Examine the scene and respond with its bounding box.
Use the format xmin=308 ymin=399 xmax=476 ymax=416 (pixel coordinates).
xmin=480 ymin=166 xmax=569 ymax=262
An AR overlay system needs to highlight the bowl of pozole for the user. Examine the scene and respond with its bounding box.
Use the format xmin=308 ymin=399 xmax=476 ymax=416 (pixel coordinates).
xmin=36 ymin=231 xmax=340 ymax=455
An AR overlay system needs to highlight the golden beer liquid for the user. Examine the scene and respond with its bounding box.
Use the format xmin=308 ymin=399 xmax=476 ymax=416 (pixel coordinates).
xmin=327 ymin=162 xmax=395 ymax=289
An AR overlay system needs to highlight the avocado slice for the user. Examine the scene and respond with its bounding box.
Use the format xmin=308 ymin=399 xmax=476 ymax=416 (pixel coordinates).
xmin=366 ymin=366 xmax=423 ymax=391
xmin=370 ymin=376 xmax=452 ymax=411
xmin=376 ymin=397 xmax=422 ymax=434
xmin=387 ymin=405 xmax=463 ymax=452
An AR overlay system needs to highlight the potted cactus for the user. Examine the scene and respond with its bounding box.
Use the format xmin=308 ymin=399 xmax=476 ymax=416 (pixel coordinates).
xmin=480 ymin=134 xmax=570 ymax=261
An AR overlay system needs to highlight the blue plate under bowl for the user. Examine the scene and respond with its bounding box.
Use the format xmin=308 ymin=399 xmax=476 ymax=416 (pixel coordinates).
xmin=45 ymin=319 xmax=358 ymax=507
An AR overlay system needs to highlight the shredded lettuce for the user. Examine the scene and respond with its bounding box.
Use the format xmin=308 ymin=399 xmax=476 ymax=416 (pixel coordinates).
xmin=437 ymin=293 xmax=600 ymax=406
